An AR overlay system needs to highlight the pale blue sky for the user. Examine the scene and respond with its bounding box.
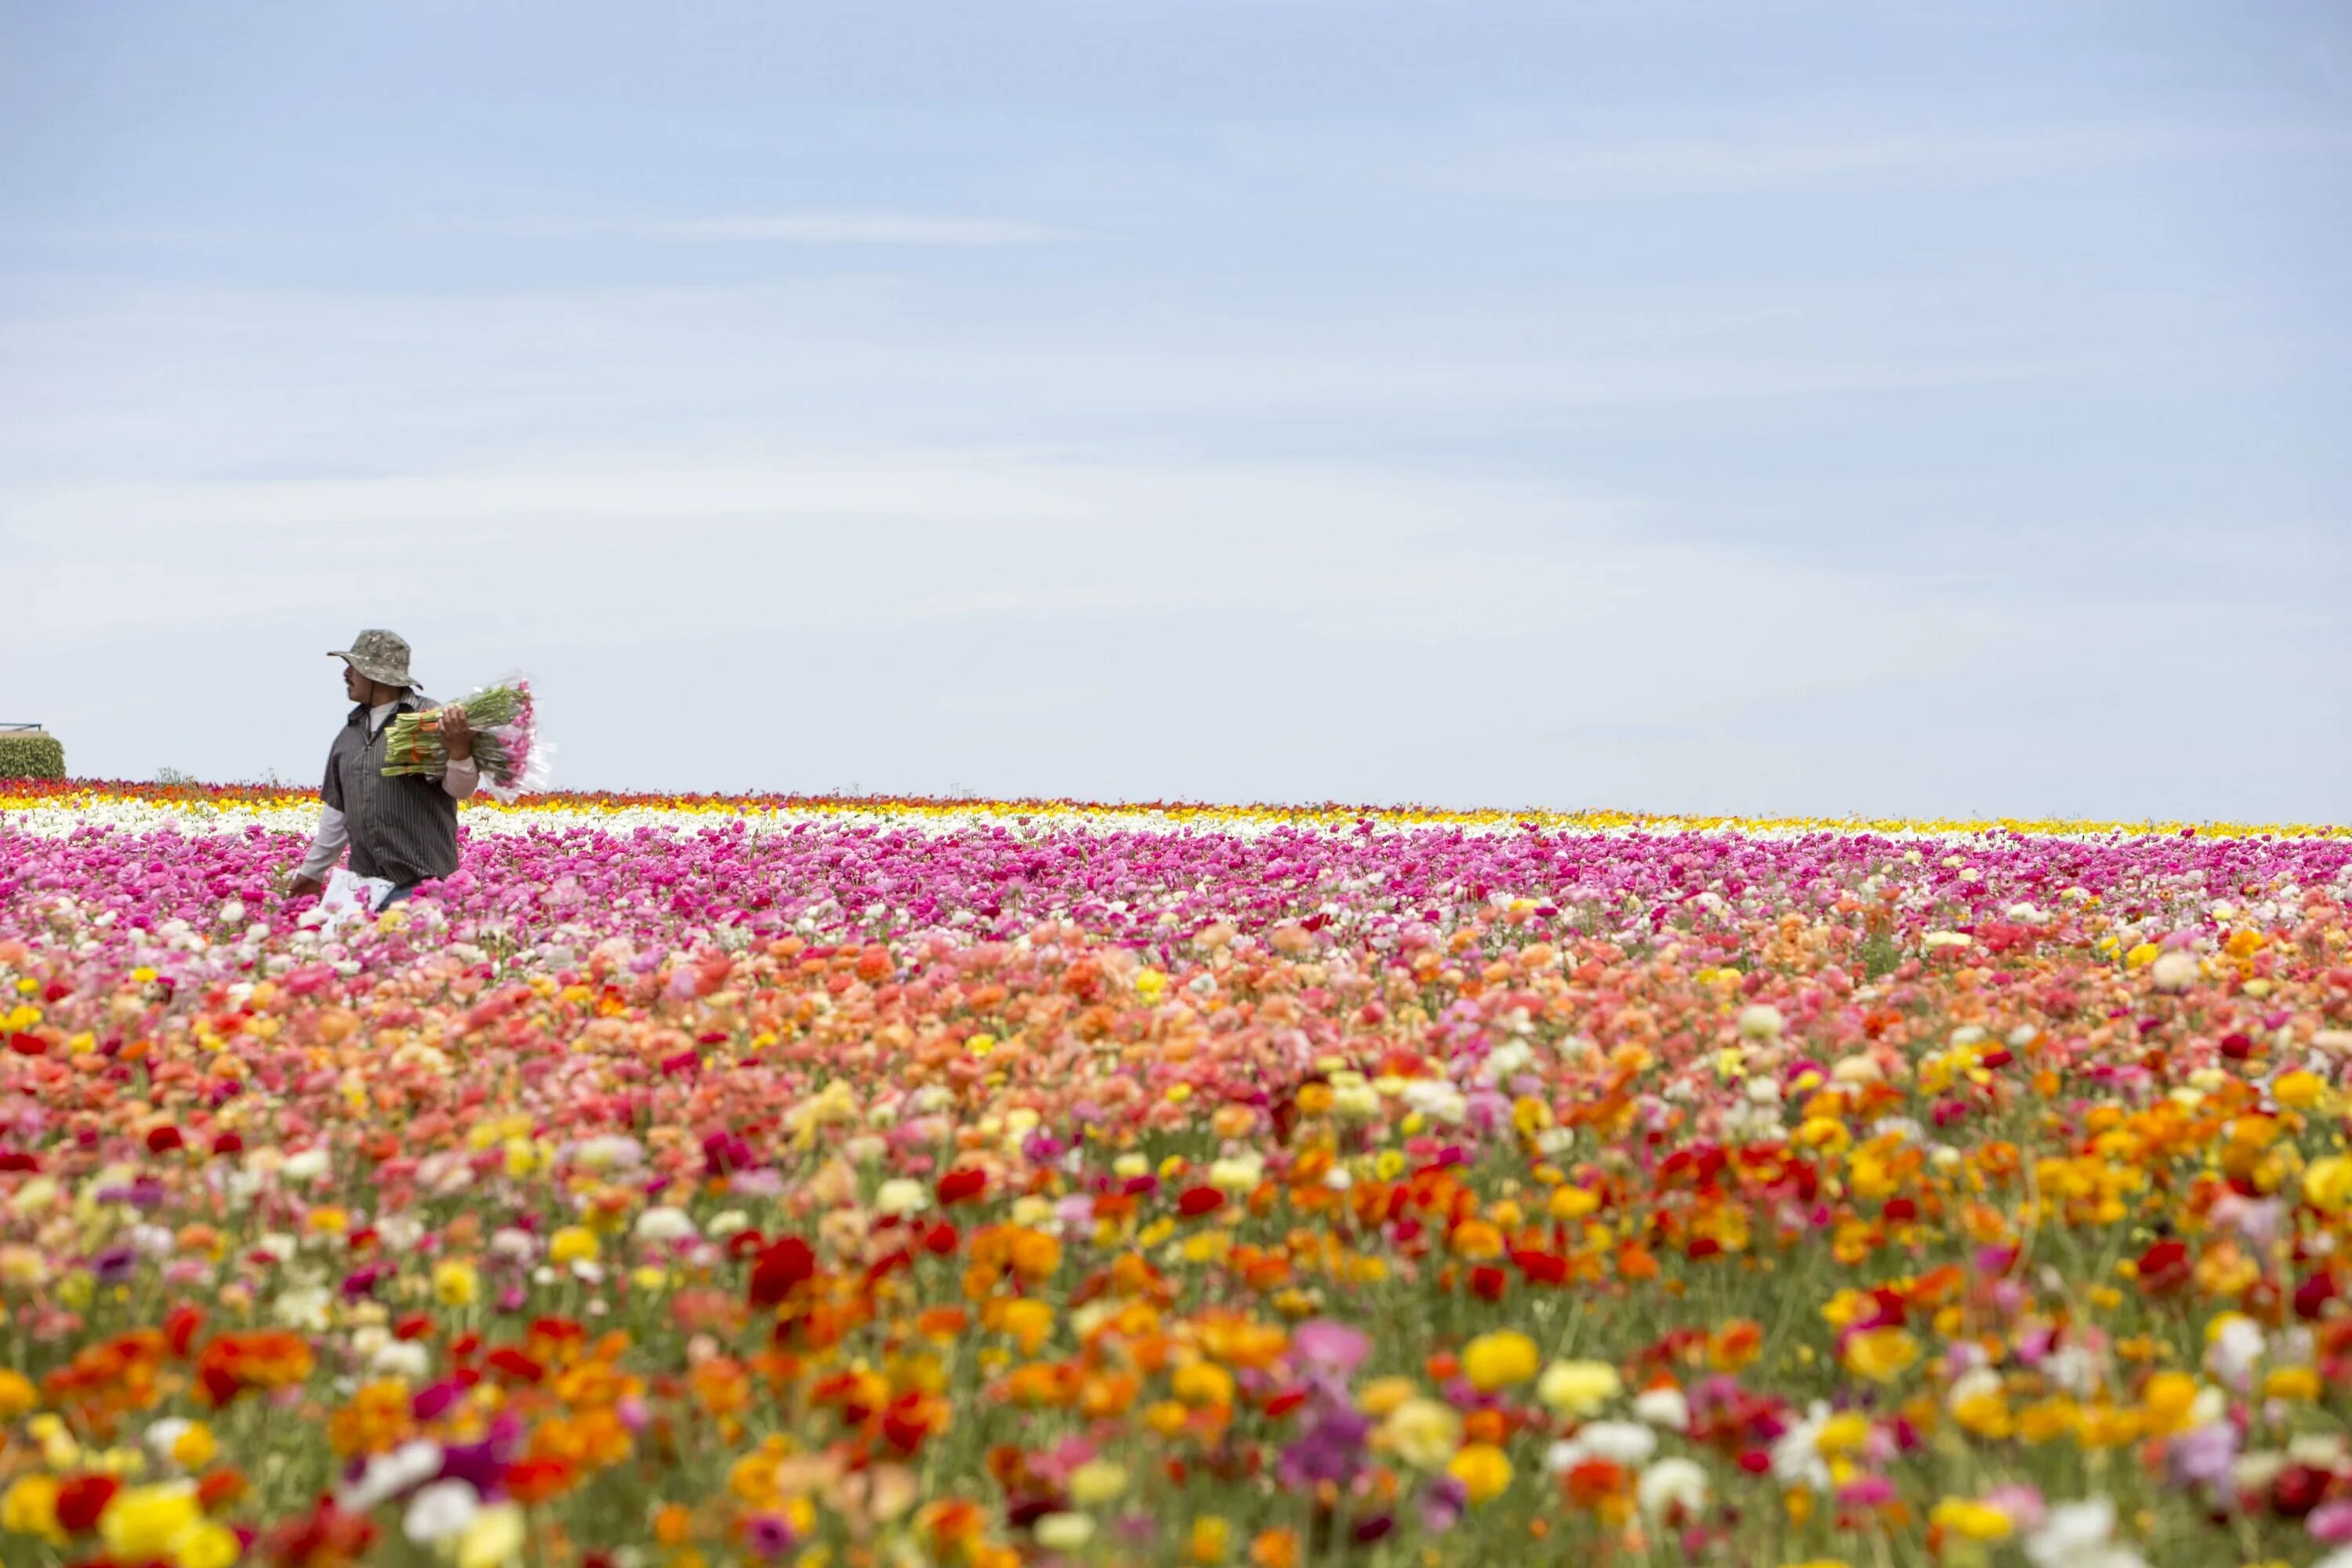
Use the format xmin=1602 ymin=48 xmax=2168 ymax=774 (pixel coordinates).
xmin=3 ymin=2 xmax=2347 ymax=819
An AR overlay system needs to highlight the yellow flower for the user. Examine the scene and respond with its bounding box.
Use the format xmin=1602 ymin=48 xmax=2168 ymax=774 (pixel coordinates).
xmin=1814 ymin=1412 xmax=1871 ymax=1457
xmin=176 ymin=1521 xmax=241 ymax=1568
xmin=1034 ymin=1514 xmax=1095 ymax=1552
xmin=1069 ymin=1459 xmax=1129 ymax=1506
xmin=1189 ymin=1515 xmax=1231 ymax=1563
xmin=1377 ymin=1397 xmax=1463 ymax=1471
xmin=2264 ymin=1366 xmax=2321 ymax=1403
xmin=456 ymin=1503 xmax=528 ymax=1568
xmin=1171 ymin=1360 xmax=1235 ymax=1408
xmin=0 ymin=1367 xmax=35 ymax=1418
xmin=1951 ymin=1390 xmax=2013 ymax=1440
xmin=1446 ymin=1442 xmax=1512 ymax=1504
xmin=100 ymin=1483 xmax=203 ymax=1565
xmin=1536 ymin=1359 xmax=1622 ymax=1417
xmin=1929 ymin=1499 xmax=2013 ymax=1541
xmin=548 ymin=1226 xmax=599 ymax=1266
xmin=2016 ymin=1397 xmax=2081 ymax=1445
xmin=169 ymin=1422 xmax=220 ymax=1472
xmin=2076 ymin=1404 xmax=2143 ymax=1449
xmin=1842 ymin=1327 xmax=1919 ymax=1383
xmin=432 ymin=1258 xmax=479 ymax=1307
xmin=2306 ymin=1156 xmax=2352 ymax=1213
xmin=2141 ymin=1370 xmax=2199 ymax=1436
xmin=1 ymin=1475 xmax=64 ymax=1544
xmin=1461 ymin=1330 xmax=1541 ymax=1392
xmin=2274 ymin=1071 xmax=2328 ymax=1110
xmin=1358 ymin=1376 xmax=1417 ymax=1417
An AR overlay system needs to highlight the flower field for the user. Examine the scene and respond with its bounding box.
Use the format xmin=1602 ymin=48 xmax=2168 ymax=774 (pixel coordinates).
xmin=4 ymin=781 xmax=2352 ymax=1568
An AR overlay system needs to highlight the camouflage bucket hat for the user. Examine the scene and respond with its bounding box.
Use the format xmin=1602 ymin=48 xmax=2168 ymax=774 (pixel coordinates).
xmin=328 ymin=629 xmax=421 ymax=691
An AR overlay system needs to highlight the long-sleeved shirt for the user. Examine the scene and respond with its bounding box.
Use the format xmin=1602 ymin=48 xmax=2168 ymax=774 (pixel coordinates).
xmin=298 ymin=699 xmax=479 ymax=881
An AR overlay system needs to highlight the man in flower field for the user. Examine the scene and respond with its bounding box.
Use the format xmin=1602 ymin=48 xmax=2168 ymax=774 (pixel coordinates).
xmin=285 ymin=629 xmax=478 ymax=906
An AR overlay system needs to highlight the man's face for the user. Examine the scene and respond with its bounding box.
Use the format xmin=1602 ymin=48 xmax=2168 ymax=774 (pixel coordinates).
xmin=342 ymin=661 xmax=369 ymax=703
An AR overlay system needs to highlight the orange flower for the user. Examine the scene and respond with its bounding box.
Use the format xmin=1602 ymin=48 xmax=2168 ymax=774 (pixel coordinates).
xmin=194 ymin=1330 xmax=314 ymax=1408
xmin=1249 ymin=1526 xmax=1301 ymax=1568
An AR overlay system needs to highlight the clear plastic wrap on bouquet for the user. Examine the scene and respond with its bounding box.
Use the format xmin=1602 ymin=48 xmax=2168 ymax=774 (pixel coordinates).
xmin=381 ymin=669 xmax=551 ymax=804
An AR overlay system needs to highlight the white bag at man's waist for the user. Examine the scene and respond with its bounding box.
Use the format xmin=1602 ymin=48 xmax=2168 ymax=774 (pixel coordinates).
xmin=319 ymin=867 xmax=397 ymax=922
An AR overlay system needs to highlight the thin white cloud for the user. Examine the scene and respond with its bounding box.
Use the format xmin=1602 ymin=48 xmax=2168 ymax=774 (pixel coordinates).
xmin=2 ymin=212 xmax=1079 ymax=249
xmin=656 ymin=213 xmax=1073 ymax=245
xmin=471 ymin=212 xmax=1076 ymax=246
xmin=1229 ymin=117 xmax=2350 ymax=198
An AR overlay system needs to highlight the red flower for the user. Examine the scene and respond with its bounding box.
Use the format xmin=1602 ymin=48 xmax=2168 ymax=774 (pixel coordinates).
xmin=938 ymin=1168 xmax=988 ymax=1207
xmin=1177 ymin=1185 xmax=1225 ymax=1218
xmin=55 ymin=1474 xmax=120 ymax=1534
xmin=2274 ymin=1464 xmax=2330 ymax=1518
xmin=1511 ymin=1248 xmax=1568 ymax=1286
xmin=748 ymin=1235 xmax=817 ymax=1307
xmin=1469 ymin=1265 xmax=1508 ymax=1301
xmin=503 ymin=1458 xmax=573 ymax=1504
xmin=2136 ymin=1239 xmax=2192 ymax=1296
xmin=881 ymin=1393 xmax=935 ymax=1454
xmin=165 ymin=1305 xmax=207 ymax=1359
xmin=485 ymin=1348 xmax=545 ymax=1384
xmin=146 ymin=1125 xmax=185 ymax=1155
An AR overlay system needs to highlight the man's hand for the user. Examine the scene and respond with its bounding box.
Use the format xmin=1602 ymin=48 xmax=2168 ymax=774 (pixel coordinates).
xmin=434 ymin=703 xmax=474 ymax=762
xmin=288 ymin=873 xmax=324 ymax=899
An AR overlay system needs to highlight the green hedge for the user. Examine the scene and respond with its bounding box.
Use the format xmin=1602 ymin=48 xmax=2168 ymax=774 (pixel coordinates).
xmin=0 ymin=733 xmax=64 ymax=779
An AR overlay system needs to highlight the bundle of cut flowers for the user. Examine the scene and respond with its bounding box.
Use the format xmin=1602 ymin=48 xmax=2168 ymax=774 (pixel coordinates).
xmin=379 ymin=670 xmax=551 ymax=802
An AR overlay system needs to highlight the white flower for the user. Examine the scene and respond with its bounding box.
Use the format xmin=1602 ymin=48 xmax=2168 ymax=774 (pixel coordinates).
xmin=370 ymin=1340 xmax=431 ymax=1381
xmin=1768 ymin=1402 xmax=1831 ymax=1492
xmin=705 ymin=1209 xmax=752 ymax=1240
xmin=569 ymin=1135 xmax=646 ymax=1173
xmin=489 ymin=1228 xmax=539 ymax=1261
xmin=339 ymin=1439 xmax=445 ymax=1513
xmin=2024 ymin=1497 xmax=2147 ymax=1568
xmin=1033 ymin=1513 xmax=1094 ymax=1552
xmin=1399 ymin=1080 xmax=1467 ymax=1125
xmin=403 ymin=1479 xmax=482 ymax=1544
xmin=1636 ymin=1456 xmax=1708 ymax=1520
xmin=872 ymin=1179 xmax=930 ymax=1218
xmin=2150 ymin=950 xmax=2201 ymax=992
xmin=1632 ymin=1386 xmax=1690 ymax=1432
xmin=281 ymin=1148 xmax=331 ymax=1182
xmin=1207 ymin=1155 xmax=1265 ymax=1193
xmin=1922 ymin=931 xmax=1973 ymax=949
xmin=633 ymin=1206 xmax=699 ymax=1243
xmin=1737 ymin=1004 xmax=1784 ymax=1040
xmin=2045 ymin=1345 xmax=2101 ymax=1398
xmin=274 ymin=1285 xmax=332 ymax=1330
xmin=2206 ymin=1315 xmax=2266 ymax=1391
xmin=1567 ymin=1421 xmax=1657 ymax=1465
